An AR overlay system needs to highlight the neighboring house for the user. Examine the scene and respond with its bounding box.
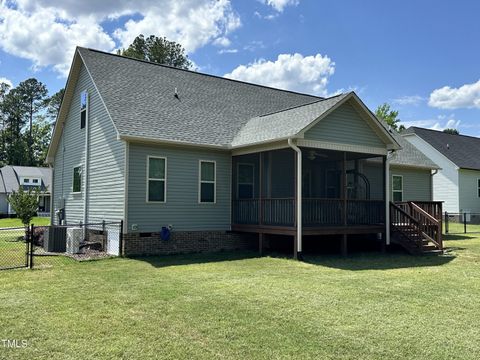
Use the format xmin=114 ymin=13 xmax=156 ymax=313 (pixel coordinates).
xmin=0 ymin=165 xmax=52 ymax=218
xmin=403 ymin=127 xmax=480 ymax=214
xmin=46 ymin=47 xmax=441 ymax=257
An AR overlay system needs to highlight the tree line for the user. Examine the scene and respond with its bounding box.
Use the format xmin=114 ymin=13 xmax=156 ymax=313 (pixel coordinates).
xmin=0 ymin=79 xmax=64 ymax=167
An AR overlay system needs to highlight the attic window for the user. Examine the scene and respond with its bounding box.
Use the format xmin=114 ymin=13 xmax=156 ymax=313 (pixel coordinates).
xmin=80 ymin=91 xmax=88 ymax=129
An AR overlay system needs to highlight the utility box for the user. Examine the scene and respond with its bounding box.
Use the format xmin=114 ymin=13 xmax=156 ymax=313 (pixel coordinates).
xmin=43 ymin=226 xmax=67 ymax=253
xmin=66 ymin=227 xmax=82 ymax=254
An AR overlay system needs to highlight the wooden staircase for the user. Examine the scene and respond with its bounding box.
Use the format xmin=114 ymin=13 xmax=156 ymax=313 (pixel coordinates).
xmin=390 ymin=201 xmax=443 ymax=255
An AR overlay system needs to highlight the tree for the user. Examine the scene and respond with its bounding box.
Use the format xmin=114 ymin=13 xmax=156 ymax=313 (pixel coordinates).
xmin=46 ymin=88 xmax=65 ymax=123
xmin=0 ymin=81 xmax=11 ymax=166
xmin=30 ymin=118 xmax=52 ymax=166
xmin=443 ymin=128 xmax=459 ymax=135
xmin=375 ymin=103 xmax=405 ymax=131
xmin=8 ymin=186 xmax=42 ymax=229
xmin=16 ymin=78 xmax=48 ymax=164
xmin=1 ymin=87 xmax=29 ymax=166
xmin=118 ymin=34 xmax=193 ymax=69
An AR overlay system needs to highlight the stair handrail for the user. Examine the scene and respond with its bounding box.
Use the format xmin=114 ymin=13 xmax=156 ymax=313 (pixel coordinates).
xmin=409 ymin=202 xmax=443 ymax=250
xmin=390 ymin=202 xmax=424 ymax=250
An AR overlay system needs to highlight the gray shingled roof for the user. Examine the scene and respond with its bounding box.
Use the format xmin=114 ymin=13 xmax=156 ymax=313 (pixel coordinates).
xmin=391 ymin=131 xmax=439 ymax=169
xmin=0 ymin=166 xmax=51 ymax=193
xmin=403 ymin=127 xmax=480 ymax=170
xmin=78 ymin=48 xmax=320 ymax=147
xmin=231 ymin=93 xmax=349 ymax=147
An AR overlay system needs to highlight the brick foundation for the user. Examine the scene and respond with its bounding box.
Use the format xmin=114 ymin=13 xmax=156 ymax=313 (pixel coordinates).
xmin=123 ymin=230 xmax=257 ymax=256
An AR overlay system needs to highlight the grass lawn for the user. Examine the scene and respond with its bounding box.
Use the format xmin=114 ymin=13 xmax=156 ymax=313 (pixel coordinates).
xmin=0 ymin=216 xmax=50 ymax=228
xmin=1 ymin=235 xmax=480 ymax=359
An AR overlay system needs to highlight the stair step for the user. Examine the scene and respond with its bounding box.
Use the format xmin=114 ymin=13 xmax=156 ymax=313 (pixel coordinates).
xmin=422 ymin=245 xmax=439 ymax=251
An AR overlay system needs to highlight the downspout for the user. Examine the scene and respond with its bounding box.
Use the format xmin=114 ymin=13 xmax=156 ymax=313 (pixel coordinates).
xmin=84 ymin=94 xmax=90 ymax=226
xmin=430 ymin=169 xmax=438 ymax=201
xmin=385 ymin=150 xmax=395 ymax=245
xmin=287 ymin=138 xmax=302 ymax=258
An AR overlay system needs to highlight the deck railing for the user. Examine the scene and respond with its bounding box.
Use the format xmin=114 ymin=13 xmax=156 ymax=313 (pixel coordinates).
xmin=232 ymin=198 xmax=385 ymax=227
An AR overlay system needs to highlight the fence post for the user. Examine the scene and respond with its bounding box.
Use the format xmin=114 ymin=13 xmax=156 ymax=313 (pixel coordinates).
xmin=464 ymin=212 xmax=467 ymax=234
xmin=29 ymin=224 xmax=34 ymax=269
xmin=444 ymin=211 xmax=449 ymax=234
xmin=119 ymin=220 xmax=124 ymax=257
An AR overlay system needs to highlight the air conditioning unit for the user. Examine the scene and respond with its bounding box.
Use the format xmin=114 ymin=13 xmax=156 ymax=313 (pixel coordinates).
xmin=66 ymin=227 xmax=82 ymax=254
xmin=43 ymin=226 xmax=67 ymax=253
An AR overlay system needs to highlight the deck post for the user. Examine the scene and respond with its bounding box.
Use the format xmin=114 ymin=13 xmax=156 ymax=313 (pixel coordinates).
xmin=341 ymin=234 xmax=348 ymax=256
xmin=293 ymin=234 xmax=298 ymax=259
xmin=259 ymin=233 xmax=264 ymax=255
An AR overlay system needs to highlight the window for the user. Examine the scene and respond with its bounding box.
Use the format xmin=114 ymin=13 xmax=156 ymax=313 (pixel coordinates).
xmin=23 ymin=178 xmax=30 ymax=184
xmin=73 ymin=166 xmax=82 ymax=193
xmin=199 ymin=161 xmax=216 ymax=203
xmin=392 ymin=175 xmax=403 ymax=202
xmin=80 ymin=91 xmax=88 ymax=129
xmin=477 ymin=179 xmax=480 ymax=197
xmin=237 ymin=163 xmax=254 ymax=199
xmin=147 ymin=157 xmax=166 ymax=202
xmin=32 ymin=179 xmax=39 ymax=184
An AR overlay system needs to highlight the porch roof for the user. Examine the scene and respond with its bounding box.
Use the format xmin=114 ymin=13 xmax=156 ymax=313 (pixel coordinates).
xmin=231 ymin=92 xmax=400 ymax=150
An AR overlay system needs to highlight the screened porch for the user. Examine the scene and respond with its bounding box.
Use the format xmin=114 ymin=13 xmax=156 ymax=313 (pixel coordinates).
xmin=231 ymin=148 xmax=386 ymax=233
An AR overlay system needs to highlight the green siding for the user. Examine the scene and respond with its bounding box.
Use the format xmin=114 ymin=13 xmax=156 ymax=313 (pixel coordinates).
xmin=390 ymin=166 xmax=432 ymax=202
xmin=127 ymin=143 xmax=231 ymax=232
xmin=458 ymin=169 xmax=480 ymax=213
xmin=52 ymin=64 xmax=125 ymax=224
xmin=304 ymin=101 xmax=385 ymax=148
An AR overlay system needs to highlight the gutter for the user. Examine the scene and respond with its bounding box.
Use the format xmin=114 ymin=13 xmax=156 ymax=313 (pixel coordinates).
xmin=84 ymin=94 xmax=90 ymax=226
xmin=287 ymin=138 xmax=302 ymax=259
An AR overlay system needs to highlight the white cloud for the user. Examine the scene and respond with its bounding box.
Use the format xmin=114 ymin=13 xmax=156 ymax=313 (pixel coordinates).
xmin=218 ymin=49 xmax=239 ymax=54
xmin=213 ymin=37 xmax=231 ymax=47
xmin=261 ymin=0 xmax=300 ymax=12
xmin=402 ymin=116 xmax=461 ymax=131
xmin=0 ymin=0 xmax=241 ymax=77
xmin=0 ymin=77 xmax=13 ymax=88
xmin=224 ymin=53 xmax=335 ymax=96
xmin=429 ymin=79 xmax=480 ymax=109
xmin=393 ymin=95 xmax=424 ymax=106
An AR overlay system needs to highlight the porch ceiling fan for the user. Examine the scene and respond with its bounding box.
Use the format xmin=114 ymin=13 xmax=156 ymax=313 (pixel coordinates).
xmin=307 ymin=150 xmax=328 ymax=161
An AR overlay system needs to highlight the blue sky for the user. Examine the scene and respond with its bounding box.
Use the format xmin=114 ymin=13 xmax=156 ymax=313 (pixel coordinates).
xmin=1 ymin=0 xmax=479 ymax=134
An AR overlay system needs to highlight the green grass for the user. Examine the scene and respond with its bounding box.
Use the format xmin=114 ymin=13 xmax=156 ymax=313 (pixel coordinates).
xmin=0 ymin=216 xmax=50 ymax=228
xmin=1 ymin=236 xmax=480 ymax=359
xmin=444 ymin=221 xmax=480 ymax=234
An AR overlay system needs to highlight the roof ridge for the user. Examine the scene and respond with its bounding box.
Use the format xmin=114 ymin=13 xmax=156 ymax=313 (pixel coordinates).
xmin=257 ymin=92 xmax=347 ymax=118
xmin=80 ymin=47 xmax=323 ymax=100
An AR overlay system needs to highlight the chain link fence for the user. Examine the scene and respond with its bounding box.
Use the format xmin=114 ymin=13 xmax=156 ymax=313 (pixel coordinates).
xmin=0 ymin=227 xmax=29 ymax=270
xmin=444 ymin=212 xmax=480 ymax=234
xmin=0 ymin=221 xmax=123 ymax=270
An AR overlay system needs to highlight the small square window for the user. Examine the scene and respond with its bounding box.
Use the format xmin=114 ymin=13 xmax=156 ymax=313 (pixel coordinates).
xmin=23 ymin=178 xmax=30 ymax=184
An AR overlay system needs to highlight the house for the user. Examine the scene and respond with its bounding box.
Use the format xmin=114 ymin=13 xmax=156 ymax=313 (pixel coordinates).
xmin=0 ymin=165 xmax=52 ymax=218
xmin=403 ymin=127 xmax=480 ymax=214
xmin=46 ymin=47 xmax=442 ymax=257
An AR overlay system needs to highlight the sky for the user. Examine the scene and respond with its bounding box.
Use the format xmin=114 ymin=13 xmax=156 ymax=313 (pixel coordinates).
xmin=1 ymin=0 xmax=480 ymax=135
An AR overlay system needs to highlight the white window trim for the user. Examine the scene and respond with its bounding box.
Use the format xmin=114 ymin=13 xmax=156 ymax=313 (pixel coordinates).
xmin=237 ymin=163 xmax=255 ymax=200
xmin=146 ymin=156 xmax=167 ymax=203
xmin=72 ymin=165 xmax=82 ymax=194
xmin=392 ymin=174 xmax=403 ymax=202
xmin=199 ymin=160 xmax=216 ymax=204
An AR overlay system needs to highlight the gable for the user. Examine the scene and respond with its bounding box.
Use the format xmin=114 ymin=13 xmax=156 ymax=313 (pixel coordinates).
xmin=304 ymin=101 xmax=385 ymax=148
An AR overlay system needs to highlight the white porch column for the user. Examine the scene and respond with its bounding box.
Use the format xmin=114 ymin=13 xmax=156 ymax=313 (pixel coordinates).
xmin=385 ymin=153 xmax=391 ymax=245
xmin=288 ymin=139 xmax=302 ymax=257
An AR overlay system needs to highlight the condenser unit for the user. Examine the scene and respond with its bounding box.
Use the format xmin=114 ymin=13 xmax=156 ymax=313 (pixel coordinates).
xmin=66 ymin=227 xmax=82 ymax=254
